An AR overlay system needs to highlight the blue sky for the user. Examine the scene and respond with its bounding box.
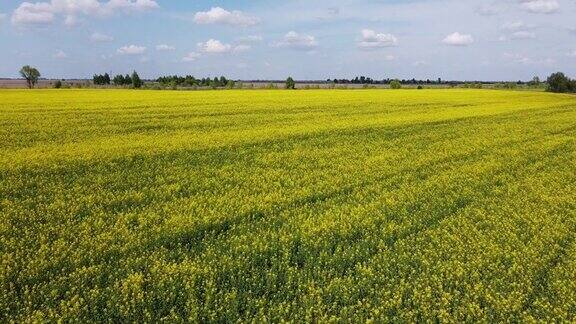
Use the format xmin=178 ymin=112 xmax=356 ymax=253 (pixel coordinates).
xmin=0 ymin=0 xmax=575 ymax=80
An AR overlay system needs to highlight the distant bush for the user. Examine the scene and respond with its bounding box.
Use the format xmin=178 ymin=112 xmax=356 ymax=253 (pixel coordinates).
xmin=54 ymin=80 xmax=62 ymax=89
xmin=390 ymin=80 xmax=402 ymax=89
xmin=417 ymin=85 xmax=423 ymax=90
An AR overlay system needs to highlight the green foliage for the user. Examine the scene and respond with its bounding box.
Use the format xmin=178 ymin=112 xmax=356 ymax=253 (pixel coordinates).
xmin=390 ymin=80 xmax=402 ymax=89
xmin=547 ymin=72 xmax=576 ymax=93
xmin=1 ymin=89 xmax=576 ymax=322
xmin=529 ymin=76 xmax=541 ymax=87
xmin=286 ymin=77 xmax=296 ymax=89
xmin=93 ymin=73 xmax=111 ymax=86
xmin=19 ymin=65 xmax=41 ymax=89
xmin=131 ymin=71 xmax=143 ymax=88
xmin=53 ymin=80 xmax=62 ymax=89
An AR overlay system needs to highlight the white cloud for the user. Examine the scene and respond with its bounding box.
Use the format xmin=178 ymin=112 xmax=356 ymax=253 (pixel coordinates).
xmin=237 ymin=35 xmax=262 ymax=43
xmin=504 ymin=52 xmax=554 ymax=65
xmin=384 ymin=55 xmax=396 ymax=61
xmin=233 ymin=45 xmax=251 ymax=53
xmin=12 ymin=2 xmax=54 ymax=25
xmin=510 ymin=31 xmax=536 ymax=39
xmin=442 ymin=32 xmax=474 ymax=46
xmin=475 ymin=3 xmax=504 ymax=16
xmin=501 ymin=21 xmax=530 ymax=31
xmin=274 ymin=31 xmax=318 ymax=50
xmin=91 ymin=32 xmax=113 ymax=42
xmin=568 ymin=50 xmax=576 ymax=58
xmin=117 ymin=44 xmax=146 ymax=55
xmin=156 ymin=44 xmax=175 ymax=51
xmin=413 ymin=61 xmax=427 ymax=67
xmin=53 ymin=50 xmax=67 ymax=59
xmin=64 ymin=14 xmax=79 ymax=26
xmin=194 ymin=7 xmax=259 ymax=27
xmin=197 ymin=39 xmax=232 ymax=53
xmin=12 ymin=0 xmax=159 ymax=26
xmin=358 ymin=29 xmax=398 ymax=49
xmin=182 ymin=52 xmax=200 ymax=62
xmin=196 ymin=39 xmax=251 ymax=54
xmin=520 ymin=0 xmax=559 ymax=14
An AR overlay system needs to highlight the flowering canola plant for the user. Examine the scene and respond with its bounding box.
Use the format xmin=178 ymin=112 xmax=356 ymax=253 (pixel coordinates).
xmin=0 ymin=89 xmax=575 ymax=322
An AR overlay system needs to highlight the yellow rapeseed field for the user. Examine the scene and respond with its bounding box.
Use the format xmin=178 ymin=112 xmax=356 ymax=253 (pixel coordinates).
xmin=1 ymin=89 xmax=575 ymax=322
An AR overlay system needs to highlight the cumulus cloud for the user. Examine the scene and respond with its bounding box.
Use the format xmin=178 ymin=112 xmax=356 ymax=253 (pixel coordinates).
xmin=274 ymin=31 xmax=318 ymax=50
xmin=358 ymin=29 xmax=398 ymax=49
xmin=442 ymin=32 xmax=474 ymax=46
xmin=12 ymin=2 xmax=54 ymax=25
xmin=196 ymin=39 xmax=251 ymax=54
xmin=53 ymin=50 xmax=67 ymax=59
xmin=194 ymin=7 xmax=259 ymax=27
xmin=91 ymin=32 xmax=113 ymax=42
xmin=197 ymin=39 xmax=232 ymax=53
xmin=12 ymin=0 xmax=159 ymax=27
xmin=182 ymin=52 xmax=200 ymax=62
xmin=156 ymin=44 xmax=175 ymax=51
xmin=117 ymin=44 xmax=146 ymax=55
xmin=520 ymin=0 xmax=559 ymax=14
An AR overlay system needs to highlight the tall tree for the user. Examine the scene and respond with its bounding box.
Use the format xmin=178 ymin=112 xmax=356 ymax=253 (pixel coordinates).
xmin=19 ymin=65 xmax=41 ymax=89
xmin=131 ymin=71 xmax=143 ymax=88
xmin=103 ymin=73 xmax=111 ymax=85
xmin=285 ymin=77 xmax=296 ymax=89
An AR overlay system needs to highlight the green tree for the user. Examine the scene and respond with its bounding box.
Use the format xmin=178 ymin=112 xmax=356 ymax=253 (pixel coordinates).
xmin=103 ymin=73 xmax=111 ymax=85
xmin=285 ymin=77 xmax=296 ymax=90
xmin=113 ymin=75 xmax=125 ymax=86
xmin=547 ymin=72 xmax=571 ymax=93
xmin=19 ymin=65 xmax=41 ymax=89
xmin=131 ymin=71 xmax=143 ymax=88
xmin=54 ymin=80 xmax=62 ymax=89
xmin=390 ymin=80 xmax=402 ymax=89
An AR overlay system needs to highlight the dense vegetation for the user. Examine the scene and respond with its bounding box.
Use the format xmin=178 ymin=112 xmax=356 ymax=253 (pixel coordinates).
xmin=93 ymin=72 xmax=142 ymax=88
xmin=156 ymin=75 xmax=235 ymax=88
xmin=547 ymin=72 xmax=576 ymax=93
xmin=1 ymin=89 xmax=575 ymax=322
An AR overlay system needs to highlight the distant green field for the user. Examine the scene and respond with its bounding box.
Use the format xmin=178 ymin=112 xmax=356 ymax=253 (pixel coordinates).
xmin=1 ymin=89 xmax=575 ymax=322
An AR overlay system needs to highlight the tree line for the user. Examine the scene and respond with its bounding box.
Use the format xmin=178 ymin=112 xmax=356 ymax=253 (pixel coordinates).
xmin=329 ymin=77 xmax=444 ymax=85
xmin=93 ymin=71 xmax=142 ymax=88
xmin=156 ymin=75 xmax=236 ymax=88
xmin=15 ymin=65 xmax=576 ymax=93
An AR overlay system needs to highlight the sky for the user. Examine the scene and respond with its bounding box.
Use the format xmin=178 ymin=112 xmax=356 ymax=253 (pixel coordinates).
xmin=0 ymin=0 xmax=575 ymax=81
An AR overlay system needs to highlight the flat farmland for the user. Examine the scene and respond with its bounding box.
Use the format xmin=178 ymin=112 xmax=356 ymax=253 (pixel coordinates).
xmin=1 ymin=89 xmax=575 ymax=322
